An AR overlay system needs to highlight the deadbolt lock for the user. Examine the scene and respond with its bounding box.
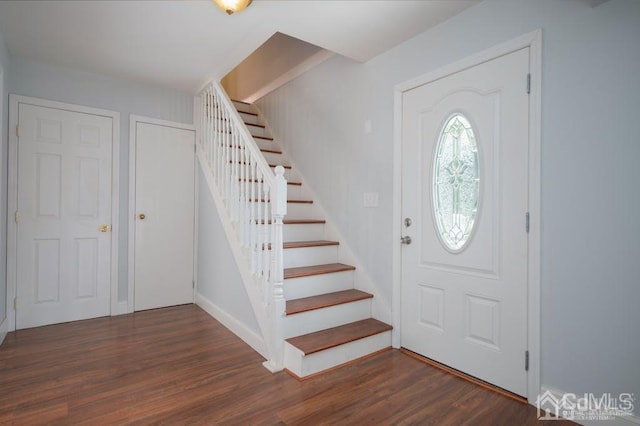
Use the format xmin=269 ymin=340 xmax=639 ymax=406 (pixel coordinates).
xmin=401 ymin=236 xmax=412 ymax=245
xmin=404 ymin=217 xmax=412 ymax=227
xmin=138 ymin=213 xmax=146 ymax=220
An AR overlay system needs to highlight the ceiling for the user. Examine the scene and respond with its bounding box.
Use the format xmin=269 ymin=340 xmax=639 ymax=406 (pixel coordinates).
xmin=0 ymin=1 xmax=478 ymax=94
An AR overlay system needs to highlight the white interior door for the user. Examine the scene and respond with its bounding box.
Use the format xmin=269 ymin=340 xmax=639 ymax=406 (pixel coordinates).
xmin=16 ymin=103 xmax=113 ymax=329
xmin=134 ymin=122 xmax=195 ymax=311
xmin=401 ymin=48 xmax=530 ymax=396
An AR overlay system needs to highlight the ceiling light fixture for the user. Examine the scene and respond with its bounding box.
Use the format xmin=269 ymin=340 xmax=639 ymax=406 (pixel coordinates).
xmin=212 ymin=0 xmax=253 ymax=15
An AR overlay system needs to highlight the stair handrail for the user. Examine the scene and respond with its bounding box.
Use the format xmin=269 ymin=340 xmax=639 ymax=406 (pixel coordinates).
xmin=198 ymin=81 xmax=286 ymax=372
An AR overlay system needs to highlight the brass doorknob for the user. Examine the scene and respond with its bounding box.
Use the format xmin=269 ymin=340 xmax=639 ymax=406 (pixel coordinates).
xmin=138 ymin=213 xmax=146 ymax=220
xmin=99 ymin=224 xmax=111 ymax=233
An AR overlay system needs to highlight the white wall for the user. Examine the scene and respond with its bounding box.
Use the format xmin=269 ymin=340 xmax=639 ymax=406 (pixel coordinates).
xmin=196 ymin=167 xmax=261 ymax=335
xmin=8 ymin=56 xmax=193 ymax=303
xmin=257 ymin=0 xmax=640 ymax=410
xmin=0 ymin=31 xmax=10 ymax=328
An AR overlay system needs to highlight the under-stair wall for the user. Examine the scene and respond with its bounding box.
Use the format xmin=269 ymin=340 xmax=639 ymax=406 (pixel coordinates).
xmin=195 ymin=165 xmax=267 ymax=358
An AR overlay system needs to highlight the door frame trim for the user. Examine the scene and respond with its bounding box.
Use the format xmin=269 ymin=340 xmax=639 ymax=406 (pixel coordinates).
xmin=391 ymin=30 xmax=542 ymax=403
xmin=127 ymin=115 xmax=196 ymax=313
xmin=7 ymin=94 xmax=120 ymax=330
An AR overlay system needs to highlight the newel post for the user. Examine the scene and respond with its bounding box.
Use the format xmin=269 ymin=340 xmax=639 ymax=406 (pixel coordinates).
xmin=264 ymin=166 xmax=287 ymax=372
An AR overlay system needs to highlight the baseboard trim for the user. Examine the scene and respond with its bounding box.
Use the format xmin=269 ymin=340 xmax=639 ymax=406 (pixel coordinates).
xmin=112 ymin=301 xmax=130 ymax=316
xmin=0 ymin=316 xmax=7 ymax=346
xmin=540 ymin=385 xmax=640 ymax=425
xmin=195 ymin=293 xmax=268 ymax=360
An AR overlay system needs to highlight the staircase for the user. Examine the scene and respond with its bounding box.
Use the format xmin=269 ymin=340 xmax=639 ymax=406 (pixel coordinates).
xmin=233 ymin=99 xmax=392 ymax=378
xmin=197 ymin=81 xmax=391 ymax=379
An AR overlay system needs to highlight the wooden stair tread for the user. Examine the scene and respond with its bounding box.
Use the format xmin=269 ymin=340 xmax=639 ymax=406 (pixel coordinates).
xmin=232 ymin=99 xmax=251 ymax=106
xmin=251 ymin=199 xmax=312 ymax=204
xmin=245 ymin=122 xmax=266 ymax=128
xmin=259 ymin=218 xmax=325 ymax=225
xmin=286 ymin=289 xmax=372 ymax=315
xmin=230 ymin=146 xmax=282 ymax=154
xmin=283 ymin=219 xmax=325 ymax=225
xmin=254 ymin=135 xmax=274 ymax=141
xmin=284 ymin=263 xmax=355 ymax=279
xmin=237 ymin=110 xmax=258 ymax=116
xmin=230 ymin=161 xmax=291 ymax=169
xmin=239 ymin=179 xmax=301 ymax=186
xmin=283 ymin=240 xmax=338 ymax=249
xmin=286 ymin=319 xmax=392 ymax=355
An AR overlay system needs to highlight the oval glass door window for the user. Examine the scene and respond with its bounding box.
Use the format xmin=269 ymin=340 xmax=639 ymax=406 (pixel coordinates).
xmin=432 ymin=114 xmax=480 ymax=252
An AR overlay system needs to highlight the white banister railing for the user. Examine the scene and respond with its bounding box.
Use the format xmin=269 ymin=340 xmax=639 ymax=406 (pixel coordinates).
xmin=198 ymin=81 xmax=286 ymax=372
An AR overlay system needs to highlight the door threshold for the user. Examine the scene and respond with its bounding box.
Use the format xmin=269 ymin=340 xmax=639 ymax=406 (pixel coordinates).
xmin=400 ymin=348 xmax=527 ymax=404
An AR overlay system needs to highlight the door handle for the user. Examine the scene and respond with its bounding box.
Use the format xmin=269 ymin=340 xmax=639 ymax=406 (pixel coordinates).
xmin=138 ymin=213 xmax=146 ymax=220
xmin=99 ymin=224 xmax=111 ymax=233
xmin=401 ymin=236 xmax=412 ymax=245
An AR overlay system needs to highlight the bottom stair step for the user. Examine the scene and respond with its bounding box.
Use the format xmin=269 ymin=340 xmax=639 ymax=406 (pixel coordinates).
xmin=284 ymin=319 xmax=392 ymax=378
xmin=286 ymin=318 xmax=392 ymax=355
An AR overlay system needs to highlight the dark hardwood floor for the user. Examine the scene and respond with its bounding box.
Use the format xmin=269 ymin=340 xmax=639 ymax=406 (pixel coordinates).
xmin=0 ymin=304 xmax=568 ymax=425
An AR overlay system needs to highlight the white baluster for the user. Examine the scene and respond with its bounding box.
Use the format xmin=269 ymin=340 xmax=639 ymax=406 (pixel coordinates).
xmin=254 ymin=168 xmax=265 ymax=277
xmin=250 ymin=160 xmax=257 ymax=274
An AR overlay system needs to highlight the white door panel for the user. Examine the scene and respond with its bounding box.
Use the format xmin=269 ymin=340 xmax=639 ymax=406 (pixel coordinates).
xmin=401 ymin=48 xmax=530 ymax=396
xmin=134 ymin=122 xmax=195 ymax=311
xmin=17 ymin=103 xmax=113 ymax=329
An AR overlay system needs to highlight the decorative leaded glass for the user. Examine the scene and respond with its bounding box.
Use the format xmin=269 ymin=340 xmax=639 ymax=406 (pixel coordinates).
xmin=432 ymin=114 xmax=479 ymax=251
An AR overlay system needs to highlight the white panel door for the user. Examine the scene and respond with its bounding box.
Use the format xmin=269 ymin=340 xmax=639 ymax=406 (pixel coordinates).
xmin=16 ymin=103 xmax=113 ymax=329
xmin=134 ymin=122 xmax=195 ymax=311
xmin=401 ymin=48 xmax=530 ymax=395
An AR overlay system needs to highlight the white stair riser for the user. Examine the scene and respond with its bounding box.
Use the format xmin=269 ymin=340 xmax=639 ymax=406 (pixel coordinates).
xmin=232 ymin=101 xmax=255 ymax=112
xmin=247 ymin=125 xmax=268 ymax=138
xmin=284 ymin=245 xmax=338 ymax=268
xmin=284 ymin=270 xmax=354 ymax=300
xmin=284 ymin=331 xmax=392 ymax=378
xmin=239 ymin=112 xmax=262 ymax=126
xmin=283 ymin=223 xmax=325 ymax=241
xmin=285 ymin=184 xmax=308 ymax=200
xmin=247 ymin=201 xmax=316 ymax=219
xmin=254 ymin=138 xmax=280 ymax=152
xmin=262 ymin=151 xmax=288 ymax=166
xmin=284 ymin=202 xmax=316 ymax=219
xmin=284 ymin=299 xmax=372 ymax=338
xmin=284 ymin=168 xmax=302 ymax=182
xmin=254 ymin=223 xmax=324 ymax=241
xmin=243 ymin=166 xmax=297 ymax=182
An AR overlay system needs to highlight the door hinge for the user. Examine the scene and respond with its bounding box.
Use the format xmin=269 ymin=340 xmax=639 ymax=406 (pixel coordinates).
xmin=14 ymin=211 xmax=21 ymax=224
xmin=525 ymin=350 xmax=530 ymax=371
xmin=525 ymin=212 xmax=530 ymax=233
xmin=526 ymin=73 xmax=531 ymax=94
xmin=15 ymin=125 xmax=20 ymax=138
xmin=13 ymin=298 xmax=17 ymax=310
xmin=192 ymin=280 xmax=195 ymax=289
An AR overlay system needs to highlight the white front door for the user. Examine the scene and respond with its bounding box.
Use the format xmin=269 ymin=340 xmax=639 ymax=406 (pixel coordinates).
xmin=16 ymin=103 xmax=113 ymax=329
xmin=401 ymin=48 xmax=530 ymax=396
xmin=133 ymin=122 xmax=195 ymax=311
